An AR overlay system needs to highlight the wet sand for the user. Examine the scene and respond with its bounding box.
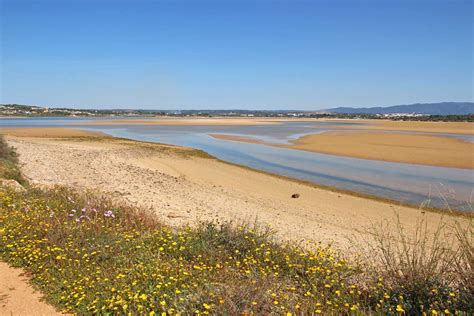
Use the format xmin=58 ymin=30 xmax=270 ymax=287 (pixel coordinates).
xmin=211 ymin=131 xmax=474 ymax=169
xmin=3 ymin=128 xmax=468 ymax=252
xmin=75 ymin=117 xmax=474 ymax=134
xmin=74 ymin=118 xmax=280 ymax=126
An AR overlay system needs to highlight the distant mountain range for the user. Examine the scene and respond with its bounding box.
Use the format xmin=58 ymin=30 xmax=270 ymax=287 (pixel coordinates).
xmin=322 ymin=102 xmax=474 ymax=115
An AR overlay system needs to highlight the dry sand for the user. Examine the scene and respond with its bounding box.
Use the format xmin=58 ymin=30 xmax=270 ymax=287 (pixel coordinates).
xmin=0 ymin=262 xmax=61 ymax=315
xmin=0 ymin=127 xmax=105 ymax=138
xmin=212 ymin=131 xmax=474 ymax=169
xmin=3 ymin=129 xmax=465 ymax=251
xmin=325 ymin=119 xmax=474 ymax=135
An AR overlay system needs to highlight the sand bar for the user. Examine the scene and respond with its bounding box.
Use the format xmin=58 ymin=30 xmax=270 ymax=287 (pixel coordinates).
xmin=325 ymin=119 xmax=474 ymax=135
xmin=212 ymin=131 xmax=474 ymax=169
xmin=0 ymin=127 xmax=106 ymax=138
xmin=73 ymin=118 xmax=281 ymax=126
xmin=4 ymin=129 xmax=470 ymax=251
xmin=71 ymin=117 xmax=474 ymax=134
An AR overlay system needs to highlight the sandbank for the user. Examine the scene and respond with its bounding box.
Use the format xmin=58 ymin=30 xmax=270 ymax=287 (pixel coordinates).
xmin=0 ymin=127 xmax=105 ymax=138
xmin=73 ymin=118 xmax=281 ymax=126
xmin=211 ymin=131 xmax=474 ymax=169
xmin=325 ymin=119 xmax=474 ymax=135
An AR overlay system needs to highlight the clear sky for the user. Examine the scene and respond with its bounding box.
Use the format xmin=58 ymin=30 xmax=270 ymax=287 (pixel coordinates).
xmin=0 ymin=0 xmax=472 ymax=110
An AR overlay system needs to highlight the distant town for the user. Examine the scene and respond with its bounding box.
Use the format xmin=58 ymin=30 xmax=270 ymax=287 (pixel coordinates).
xmin=0 ymin=103 xmax=472 ymax=122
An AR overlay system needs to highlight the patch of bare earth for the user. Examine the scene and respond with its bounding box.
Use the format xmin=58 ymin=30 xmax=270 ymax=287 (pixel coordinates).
xmin=0 ymin=262 xmax=61 ymax=315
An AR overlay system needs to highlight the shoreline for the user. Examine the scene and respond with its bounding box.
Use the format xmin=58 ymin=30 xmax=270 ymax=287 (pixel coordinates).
xmin=106 ymin=136 xmax=474 ymax=217
xmin=1 ymin=127 xmax=472 ymax=216
xmin=1 ymin=129 xmax=472 ymax=250
xmin=70 ymin=117 xmax=282 ymax=126
xmin=1 ymin=115 xmax=473 ymax=132
xmin=2 ymin=129 xmax=464 ymax=250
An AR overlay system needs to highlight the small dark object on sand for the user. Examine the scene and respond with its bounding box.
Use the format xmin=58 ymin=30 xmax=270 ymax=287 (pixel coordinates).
xmin=291 ymin=193 xmax=300 ymax=198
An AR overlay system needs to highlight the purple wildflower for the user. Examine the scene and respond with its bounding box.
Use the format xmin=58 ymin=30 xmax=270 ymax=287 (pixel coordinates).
xmin=104 ymin=210 xmax=115 ymax=218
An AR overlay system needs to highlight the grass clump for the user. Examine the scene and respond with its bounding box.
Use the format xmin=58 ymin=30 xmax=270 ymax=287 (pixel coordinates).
xmin=0 ymin=136 xmax=26 ymax=185
xmin=363 ymin=216 xmax=473 ymax=315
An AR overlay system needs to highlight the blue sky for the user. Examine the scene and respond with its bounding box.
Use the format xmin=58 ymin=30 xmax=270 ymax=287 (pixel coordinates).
xmin=0 ymin=0 xmax=472 ymax=110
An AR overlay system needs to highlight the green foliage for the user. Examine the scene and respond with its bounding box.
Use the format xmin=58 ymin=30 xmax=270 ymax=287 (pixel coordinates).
xmin=0 ymin=136 xmax=26 ymax=185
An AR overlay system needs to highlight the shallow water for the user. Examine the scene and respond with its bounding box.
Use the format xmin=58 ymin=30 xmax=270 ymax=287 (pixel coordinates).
xmin=1 ymin=117 xmax=473 ymax=211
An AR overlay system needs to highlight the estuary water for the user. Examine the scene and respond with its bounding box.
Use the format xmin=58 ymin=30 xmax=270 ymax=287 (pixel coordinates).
xmin=1 ymin=117 xmax=473 ymax=211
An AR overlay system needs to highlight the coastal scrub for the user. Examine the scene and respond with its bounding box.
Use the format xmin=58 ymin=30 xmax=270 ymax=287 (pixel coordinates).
xmin=0 ymin=136 xmax=472 ymax=314
xmin=0 ymin=186 xmax=472 ymax=314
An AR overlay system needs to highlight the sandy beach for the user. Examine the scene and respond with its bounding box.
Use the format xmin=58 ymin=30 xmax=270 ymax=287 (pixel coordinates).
xmin=2 ymin=127 xmax=467 ymax=251
xmin=212 ymin=131 xmax=474 ymax=169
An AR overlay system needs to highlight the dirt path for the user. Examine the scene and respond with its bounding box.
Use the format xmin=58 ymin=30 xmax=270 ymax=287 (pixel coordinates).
xmin=0 ymin=262 xmax=61 ymax=315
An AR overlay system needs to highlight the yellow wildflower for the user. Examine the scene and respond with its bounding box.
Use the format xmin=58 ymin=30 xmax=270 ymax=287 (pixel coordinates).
xmin=396 ymin=305 xmax=405 ymax=313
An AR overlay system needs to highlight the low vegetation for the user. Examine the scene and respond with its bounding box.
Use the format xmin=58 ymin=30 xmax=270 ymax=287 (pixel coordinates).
xmin=364 ymin=217 xmax=473 ymax=314
xmin=0 ymin=137 xmax=26 ymax=185
xmin=62 ymin=135 xmax=213 ymax=159
xmin=390 ymin=114 xmax=474 ymax=122
xmin=0 ymin=136 xmax=472 ymax=314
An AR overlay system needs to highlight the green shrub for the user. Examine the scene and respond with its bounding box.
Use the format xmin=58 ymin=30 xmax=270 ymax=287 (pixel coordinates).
xmin=0 ymin=136 xmax=26 ymax=185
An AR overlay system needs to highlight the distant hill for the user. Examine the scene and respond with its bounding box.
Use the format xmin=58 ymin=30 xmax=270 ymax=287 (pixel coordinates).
xmin=323 ymin=102 xmax=474 ymax=115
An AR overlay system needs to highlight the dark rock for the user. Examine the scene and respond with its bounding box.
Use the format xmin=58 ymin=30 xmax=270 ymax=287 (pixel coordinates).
xmin=291 ymin=193 xmax=300 ymax=199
